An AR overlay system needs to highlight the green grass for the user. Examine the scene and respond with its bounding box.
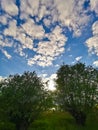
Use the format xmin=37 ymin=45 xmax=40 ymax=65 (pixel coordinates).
xmin=28 ymin=110 xmax=98 ymax=130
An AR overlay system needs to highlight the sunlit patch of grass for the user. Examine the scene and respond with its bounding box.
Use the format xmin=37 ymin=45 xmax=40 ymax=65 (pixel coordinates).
xmin=29 ymin=111 xmax=76 ymax=130
xmin=28 ymin=111 xmax=98 ymax=130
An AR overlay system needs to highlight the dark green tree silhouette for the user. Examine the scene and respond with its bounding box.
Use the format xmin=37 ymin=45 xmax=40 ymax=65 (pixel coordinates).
xmin=0 ymin=71 xmax=49 ymax=130
xmin=55 ymin=63 xmax=98 ymax=125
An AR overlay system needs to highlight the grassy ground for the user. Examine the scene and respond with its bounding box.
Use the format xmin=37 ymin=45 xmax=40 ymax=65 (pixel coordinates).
xmin=28 ymin=111 xmax=98 ymax=130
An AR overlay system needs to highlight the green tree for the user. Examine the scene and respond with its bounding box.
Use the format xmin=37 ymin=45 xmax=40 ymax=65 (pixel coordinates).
xmin=55 ymin=63 xmax=98 ymax=125
xmin=0 ymin=71 xmax=49 ymax=130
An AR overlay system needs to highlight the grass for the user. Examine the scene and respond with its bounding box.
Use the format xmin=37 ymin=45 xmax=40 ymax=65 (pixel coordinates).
xmin=28 ymin=110 xmax=98 ymax=130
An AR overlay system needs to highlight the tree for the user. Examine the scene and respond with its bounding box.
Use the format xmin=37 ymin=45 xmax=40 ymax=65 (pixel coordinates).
xmin=0 ymin=71 xmax=49 ymax=130
xmin=55 ymin=63 xmax=98 ymax=125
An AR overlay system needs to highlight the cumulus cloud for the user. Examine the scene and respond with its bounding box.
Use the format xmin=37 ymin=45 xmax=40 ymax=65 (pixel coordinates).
xmin=75 ymin=56 xmax=82 ymax=61
xmin=0 ymin=36 xmax=12 ymax=59
xmin=0 ymin=15 xmax=8 ymax=25
xmin=42 ymin=73 xmax=57 ymax=91
xmin=28 ymin=25 xmax=67 ymax=67
xmin=93 ymin=61 xmax=98 ymax=67
xmin=90 ymin=0 xmax=98 ymax=15
xmin=48 ymin=74 xmax=57 ymax=91
xmin=0 ymin=0 xmax=96 ymax=66
xmin=0 ymin=76 xmax=3 ymax=81
xmin=4 ymin=20 xmax=17 ymax=37
xmin=86 ymin=21 xmax=98 ymax=55
xmin=92 ymin=21 xmax=98 ymax=35
xmin=21 ymin=19 xmax=45 ymax=39
xmin=1 ymin=0 xmax=18 ymax=16
xmin=0 ymin=76 xmax=6 ymax=82
xmin=54 ymin=0 xmax=91 ymax=36
xmin=3 ymin=18 xmax=45 ymax=57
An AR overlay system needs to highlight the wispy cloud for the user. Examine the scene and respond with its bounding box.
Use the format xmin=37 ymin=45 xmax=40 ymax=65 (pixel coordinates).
xmin=0 ymin=49 xmax=12 ymax=59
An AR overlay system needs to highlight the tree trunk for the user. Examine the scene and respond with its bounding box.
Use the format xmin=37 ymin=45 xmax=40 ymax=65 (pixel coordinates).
xmin=16 ymin=121 xmax=29 ymax=130
xmin=74 ymin=112 xmax=86 ymax=126
xmin=69 ymin=109 xmax=86 ymax=126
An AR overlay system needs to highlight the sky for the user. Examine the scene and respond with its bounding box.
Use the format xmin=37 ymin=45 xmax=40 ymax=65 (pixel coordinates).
xmin=0 ymin=0 xmax=98 ymax=90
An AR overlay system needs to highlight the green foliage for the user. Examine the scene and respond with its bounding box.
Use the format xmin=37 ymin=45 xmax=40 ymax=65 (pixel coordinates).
xmin=55 ymin=62 xmax=98 ymax=125
xmin=0 ymin=121 xmax=16 ymax=130
xmin=0 ymin=71 xmax=49 ymax=130
xmin=0 ymin=64 xmax=98 ymax=129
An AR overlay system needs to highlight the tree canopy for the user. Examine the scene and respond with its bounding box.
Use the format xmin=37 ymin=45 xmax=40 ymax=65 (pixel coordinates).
xmin=55 ymin=63 xmax=98 ymax=125
xmin=0 ymin=71 xmax=49 ymax=130
xmin=0 ymin=63 xmax=98 ymax=128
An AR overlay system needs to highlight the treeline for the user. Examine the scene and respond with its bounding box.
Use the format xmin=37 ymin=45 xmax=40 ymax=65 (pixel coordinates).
xmin=0 ymin=63 xmax=98 ymax=130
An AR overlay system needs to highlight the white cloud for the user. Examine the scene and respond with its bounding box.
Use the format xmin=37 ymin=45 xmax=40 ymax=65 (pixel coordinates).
xmin=28 ymin=55 xmax=53 ymax=67
xmin=0 ymin=35 xmax=13 ymax=48
xmin=55 ymin=64 xmax=60 ymax=67
xmin=0 ymin=15 xmax=8 ymax=25
xmin=86 ymin=21 xmax=98 ymax=56
xmin=92 ymin=21 xmax=98 ymax=35
xmin=28 ymin=26 xmax=67 ymax=67
xmin=43 ymin=18 xmax=52 ymax=27
xmin=0 ymin=34 xmax=14 ymax=59
xmin=42 ymin=73 xmax=57 ymax=91
xmin=21 ymin=19 xmax=45 ymax=39
xmin=93 ymin=61 xmax=98 ymax=67
xmin=47 ymin=74 xmax=57 ymax=91
xmin=19 ymin=0 xmax=91 ymax=37
xmin=41 ymin=74 xmax=48 ymax=78
xmin=1 ymin=49 xmax=11 ymax=59
xmin=0 ymin=76 xmax=3 ymax=81
xmin=54 ymin=0 xmax=90 ymax=36
xmin=20 ymin=0 xmax=40 ymax=19
xmin=90 ymin=0 xmax=98 ymax=15
xmin=0 ymin=0 xmax=95 ymax=66
xmin=3 ymin=18 xmax=45 ymax=59
xmin=1 ymin=0 xmax=18 ymax=16
xmin=75 ymin=56 xmax=82 ymax=61
xmin=4 ymin=20 xmax=17 ymax=37
xmin=0 ymin=76 xmax=6 ymax=82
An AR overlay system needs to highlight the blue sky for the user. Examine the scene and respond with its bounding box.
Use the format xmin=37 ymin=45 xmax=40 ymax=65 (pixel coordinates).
xmin=0 ymin=0 xmax=98 ymax=87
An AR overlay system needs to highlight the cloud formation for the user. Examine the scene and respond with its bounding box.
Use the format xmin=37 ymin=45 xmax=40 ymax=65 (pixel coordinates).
xmin=93 ymin=60 xmax=98 ymax=67
xmin=42 ymin=73 xmax=57 ymax=91
xmin=0 ymin=76 xmax=5 ymax=81
xmin=75 ymin=56 xmax=82 ymax=61
xmin=86 ymin=21 xmax=98 ymax=55
xmin=28 ymin=26 xmax=67 ymax=66
xmin=90 ymin=0 xmax=98 ymax=15
xmin=0 ymin=0 xmax=97 ymax=67
xmin=1 ymin=0 xmax=18 ymax=16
